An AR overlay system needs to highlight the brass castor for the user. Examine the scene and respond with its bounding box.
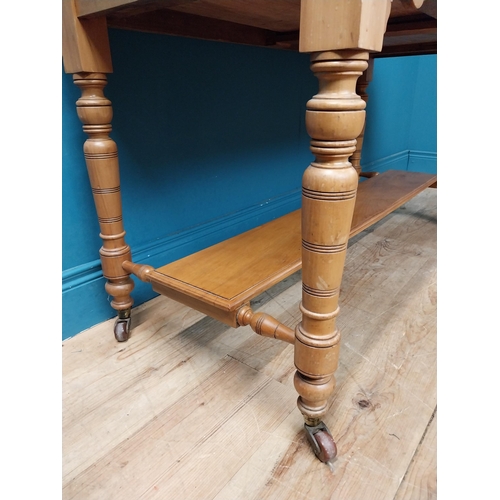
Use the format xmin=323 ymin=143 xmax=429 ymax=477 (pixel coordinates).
xmin=304 ymin=422 xmax=337 ymax=463
xmin=114 ymin=310 xmax=131 ymax=342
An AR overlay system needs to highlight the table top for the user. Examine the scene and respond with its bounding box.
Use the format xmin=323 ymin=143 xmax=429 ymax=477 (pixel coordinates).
xmin=73 ymin=0 xmax=437 ymax=57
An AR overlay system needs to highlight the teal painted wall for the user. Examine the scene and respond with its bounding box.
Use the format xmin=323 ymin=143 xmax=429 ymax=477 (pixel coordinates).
xmin=363 ymin=54 xmax=437 ymax=173
xmin=62 ymin=29 xmax=436 ymax=340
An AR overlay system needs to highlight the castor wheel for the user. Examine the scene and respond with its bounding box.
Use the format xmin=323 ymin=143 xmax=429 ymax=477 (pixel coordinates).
xmin=304 ymin=421 xmax=337 ymax=464
xmin=114 ymin=311 xmax=131 ymax=342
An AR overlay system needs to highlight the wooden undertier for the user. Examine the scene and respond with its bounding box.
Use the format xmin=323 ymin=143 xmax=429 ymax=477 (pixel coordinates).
xmin=141 ymin=170 xmax=436 ymax=327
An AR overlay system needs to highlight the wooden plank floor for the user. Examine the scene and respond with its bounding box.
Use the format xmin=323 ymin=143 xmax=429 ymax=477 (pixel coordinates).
xmin=62 ymin=188 xmax=437 ymax=500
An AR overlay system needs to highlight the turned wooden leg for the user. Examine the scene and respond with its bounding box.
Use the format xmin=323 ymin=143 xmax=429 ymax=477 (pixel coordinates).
xmin=73 ymin=72 xmax=134 ymax=342
xmin=351 ymin=58 xmax=374 ymax=177
xmin=294 ymin=50 xmax=369 ymax=461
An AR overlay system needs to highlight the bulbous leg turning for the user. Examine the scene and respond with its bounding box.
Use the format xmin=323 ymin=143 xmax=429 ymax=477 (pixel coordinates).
xmin=74 ymin=72 xmax=135 ymax=341
xmin=295 ymin=50 xmax=369 ymax=462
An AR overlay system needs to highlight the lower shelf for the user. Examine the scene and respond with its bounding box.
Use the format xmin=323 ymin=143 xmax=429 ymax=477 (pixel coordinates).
xmin=146 ymin=170 xmax=436 ymax=326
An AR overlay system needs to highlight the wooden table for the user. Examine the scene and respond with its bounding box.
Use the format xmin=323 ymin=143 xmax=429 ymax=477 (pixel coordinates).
xmin=62 ymin=0 xmax=437 ymax=464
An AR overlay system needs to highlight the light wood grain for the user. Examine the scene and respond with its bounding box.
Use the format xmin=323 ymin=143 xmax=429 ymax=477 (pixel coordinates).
xmin=299 ymin=0 xmax=392 ymax=52
xmin=149 ymin=171 xmax=436 ymax=323
xmin=62 ymin=0 xmax=113 ymax=73
xmin=395 ymin=411 xmax=437 ymax=499
xmin=63 ymin=188 xmax=436 ymax=499
xmin=154 ymin=209 xmax=302 ymax=307
xmin=75 ymin=0 xmax=433 ymax=22
xmin=69 ymin=0 xmax=436 ymax=55
xmin=72 ymin=72 xmax=135 ymax=341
